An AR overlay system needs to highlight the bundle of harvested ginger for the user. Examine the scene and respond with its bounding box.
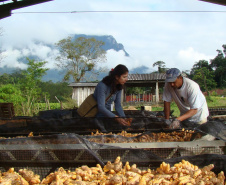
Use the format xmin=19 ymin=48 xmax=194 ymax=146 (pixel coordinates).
xmin=0 ymin=156 xmax=225 ymax=184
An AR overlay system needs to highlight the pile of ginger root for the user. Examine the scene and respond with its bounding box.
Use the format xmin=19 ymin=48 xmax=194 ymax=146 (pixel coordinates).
xmin=0 ymin=156 xmax=225 ymax=185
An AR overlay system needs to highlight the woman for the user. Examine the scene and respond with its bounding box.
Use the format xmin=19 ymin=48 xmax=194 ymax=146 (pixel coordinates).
xmin=93 ymin=64 xmax=130 ymax=127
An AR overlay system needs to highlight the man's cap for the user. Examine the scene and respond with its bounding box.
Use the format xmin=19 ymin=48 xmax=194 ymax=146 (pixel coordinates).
xmin=165 ymin=68 xmax=181 ymax=82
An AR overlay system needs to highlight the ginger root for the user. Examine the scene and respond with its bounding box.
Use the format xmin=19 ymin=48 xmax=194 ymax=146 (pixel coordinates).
xmin=0 ymin=157 xmax=225 ymax=185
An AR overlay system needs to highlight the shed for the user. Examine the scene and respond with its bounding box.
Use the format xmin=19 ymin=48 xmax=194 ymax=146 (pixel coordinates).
xmin=68 ymin=82 xmax=98 ymax=107
xmin=69 ymin=73 xmax=166 ymax=106
xmin=125 ymin=73 xmax=166 ymax=102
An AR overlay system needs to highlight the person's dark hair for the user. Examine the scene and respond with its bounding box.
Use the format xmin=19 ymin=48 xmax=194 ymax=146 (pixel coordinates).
xmin=102 ymin=64 xmax=129 ymax=93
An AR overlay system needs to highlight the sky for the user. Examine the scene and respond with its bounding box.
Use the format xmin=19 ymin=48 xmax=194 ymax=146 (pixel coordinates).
xmin=0 ymin=0 xmax=226 ymax=74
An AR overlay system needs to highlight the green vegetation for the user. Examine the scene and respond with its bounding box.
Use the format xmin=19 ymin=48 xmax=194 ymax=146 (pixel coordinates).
xmin=151 ymin=106 xmax=164 ymax=112
xmin=189 ymin=45 xmax=226 ymax=92
xmin=151 ymin=102 xmax=180 ymax=117
xmin=206 ymin=96 xmax=226 ymax=108
xmin=0 ymin=35 xmax=107 ymax=116
xmin=55 ymin=36 xmax=106 ymax=82
xmin=152 ymin=61 xmax=168 ymax=73
xmin=190 ymin=60 xmax=216 ymax=95
xmin=0 ymin=42 xmax=226 ymax=117
xmin=151 ymin=94 xmax=226 ymax=118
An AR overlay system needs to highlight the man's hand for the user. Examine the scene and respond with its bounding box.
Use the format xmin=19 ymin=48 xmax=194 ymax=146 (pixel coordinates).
xmin=164 ymin=119 xmax=172 ymax=126
xmin=169 ymin=119 xmax=181 ymax=129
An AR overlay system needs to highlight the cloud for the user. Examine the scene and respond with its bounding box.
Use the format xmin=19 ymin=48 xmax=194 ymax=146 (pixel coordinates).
xmin=0 ymin=43 xmax=60 ymax=70
xmin=100 ymin=49 xmax=133 ymax=69
xmin=1 ymin=49 xmax=27 ymax=69
xmin=1 ymin=0 xmax=226 ymax=75
xmin=176 ymin=47 xmax=214 ymax=70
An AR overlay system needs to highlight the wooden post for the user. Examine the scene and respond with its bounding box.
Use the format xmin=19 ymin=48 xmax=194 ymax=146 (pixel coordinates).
xmin=156 ymin=81 xmax=159 ymax=102
xmin=121 ymin=88 xmax=124 ymax=103
xmin=77 ymin=88 xmax=80 ymax=106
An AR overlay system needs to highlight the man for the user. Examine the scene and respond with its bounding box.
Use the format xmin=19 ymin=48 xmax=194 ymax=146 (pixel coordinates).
xmin=163 ymin=68 xmax=209 ymax=129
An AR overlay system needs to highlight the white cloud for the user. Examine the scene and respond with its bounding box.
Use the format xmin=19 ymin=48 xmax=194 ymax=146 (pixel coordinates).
xmin=0 ymin=43 xmax=60 ymax=70
xmin=176 ymin=47 xmax=214 ymax=70
xmin=1 ymin=49 xmax=27 ymax=69
xmin=100 ymin=49 xmax=134 ymax=69
xmin=0 ymin=0 xmax=226 ymax=76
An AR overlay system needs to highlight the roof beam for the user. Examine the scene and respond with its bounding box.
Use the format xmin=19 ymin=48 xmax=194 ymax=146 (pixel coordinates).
xmin=0 ymin=0 xmax=53 ymax=19
xmin=0 ymin=8 xmax=10 ymax=19
xmin=199 ymin=0 xmax=226 ymax=6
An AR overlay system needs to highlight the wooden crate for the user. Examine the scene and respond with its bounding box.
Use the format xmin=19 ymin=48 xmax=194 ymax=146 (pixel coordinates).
xmin=0 ymin=103 xmax=15 ymax=118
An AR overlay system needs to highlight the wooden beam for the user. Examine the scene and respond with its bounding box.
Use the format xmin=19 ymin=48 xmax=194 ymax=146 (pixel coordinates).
xmin=0 ymin=8 xmax=11 ymax=19
xmin=0 ymin=0 xmax=53 ymax=19
xmin=6 ymin=0 xmax=53 ymax=10
xmin=199 ymin=0 xmax=226 ymax=6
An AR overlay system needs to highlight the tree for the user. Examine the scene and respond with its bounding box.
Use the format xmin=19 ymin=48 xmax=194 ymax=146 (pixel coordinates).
xmin=0 ymin=84 xmax=25 ymax=116
xmin=55 ymin=36 xmax=106 ymax=82
xmin=0 ymin=69 xmax=24 ymax=85
xmin=39 ymin=81 xmax=72 ymax=102
xmin=190 ymin=60 xmax=212 ymax=77
xmin=0 ymin=73 xmax=13 ymax=85
xmin=152 ymin=61 xmax=167 ymax=73
xmin=191 ymin=60 xmax=216 ymax=95
xmin=18 ymin=58 xmax=49 ymax=116
xmin=210 ymin=45 xmax=226 ymax=88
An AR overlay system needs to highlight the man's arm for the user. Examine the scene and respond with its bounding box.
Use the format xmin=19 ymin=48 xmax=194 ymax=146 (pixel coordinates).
xmin=164 ymin=101 xmax=171 ymax=119
xmin=177 ymin=109 xmax=198 ymax=122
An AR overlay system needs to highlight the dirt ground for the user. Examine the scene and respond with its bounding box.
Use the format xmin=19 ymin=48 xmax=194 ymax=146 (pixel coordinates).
xmin=124 ymin=106 xmax=138 ymax=110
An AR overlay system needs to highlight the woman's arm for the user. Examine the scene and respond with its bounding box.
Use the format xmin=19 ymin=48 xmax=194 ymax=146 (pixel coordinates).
xmin=114 ymin=90 xmax=125 ymax=117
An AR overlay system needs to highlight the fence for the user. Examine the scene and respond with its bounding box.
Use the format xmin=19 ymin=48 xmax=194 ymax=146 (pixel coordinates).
xmin=125 ymin=94 xmax=163 ymax=102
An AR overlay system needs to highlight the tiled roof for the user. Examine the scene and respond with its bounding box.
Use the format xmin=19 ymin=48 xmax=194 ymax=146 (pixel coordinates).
xmin=69 ymin=73 xmax=166 ymax=87
xmin=128 ymin=73 xmax=166 ymax=81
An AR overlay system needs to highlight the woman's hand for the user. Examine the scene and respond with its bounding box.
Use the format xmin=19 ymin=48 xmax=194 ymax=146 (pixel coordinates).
xmin=115 ymin=117 xmax=130 ymax=126
xmin=125 ymin=118 xmax=132 ymax=126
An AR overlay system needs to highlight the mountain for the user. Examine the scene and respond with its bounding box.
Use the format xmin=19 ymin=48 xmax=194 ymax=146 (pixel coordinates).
xmin=130 ymin=65 xmax=152 ymax=74
xmin=0 ymin=34 xmax=153 ymax=82
xmin=71 ymin=34 xmax=129 ymax=56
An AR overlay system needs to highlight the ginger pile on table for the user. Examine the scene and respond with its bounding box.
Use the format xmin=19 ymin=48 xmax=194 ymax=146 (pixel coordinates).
xmin=19 ymin=168 xmax=41 ymax=184
xmin=0 ymin=168 xmax=35 ymax=185
xmin=0 ymin=157 xmax=225 ymax=184
xmin=88 ymin=129 xmax=195 ymax=143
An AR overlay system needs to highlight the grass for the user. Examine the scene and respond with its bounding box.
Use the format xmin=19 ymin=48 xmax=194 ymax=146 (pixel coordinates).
xmin=151 ymin=102 xmax=180 ymax=117
xmin=206 ymin=96 xmax=226 ymax=108
xmin=151 ymin=95 xmax=226 ymax=117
